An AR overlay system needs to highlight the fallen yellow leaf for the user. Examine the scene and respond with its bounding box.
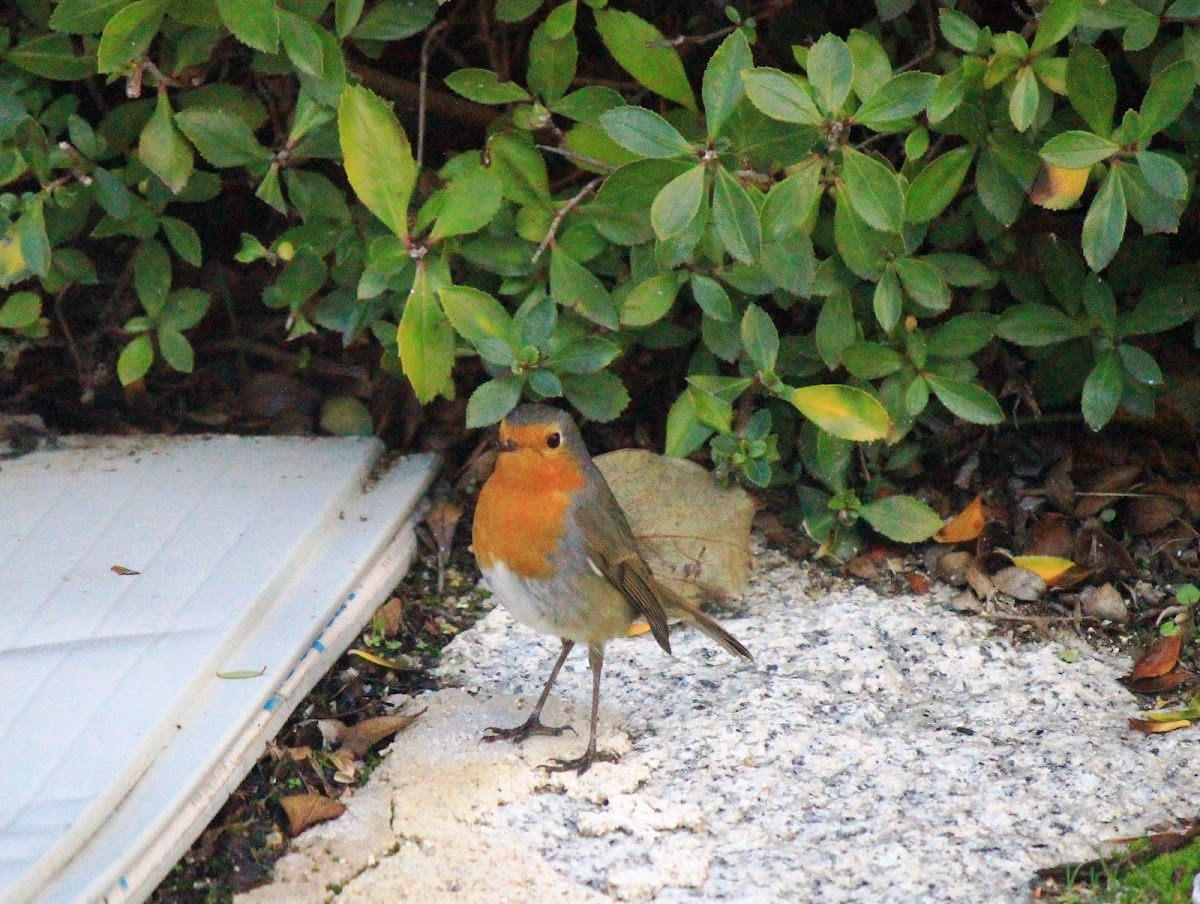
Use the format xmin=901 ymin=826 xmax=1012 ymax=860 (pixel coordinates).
xmin=935 ymin=496 xmax=985 ymax=543
xmin=1011 ymin=555 xmax=1075 ymax=584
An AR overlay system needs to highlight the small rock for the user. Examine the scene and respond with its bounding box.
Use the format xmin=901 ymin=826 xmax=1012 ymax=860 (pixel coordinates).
xmin=935 ymin=551 xmax=974 ymax=586
xmin=992 ymin=566 xmax=1046 ymax=601
xmin=1080 ymin=583 xmax=1129 ymax=623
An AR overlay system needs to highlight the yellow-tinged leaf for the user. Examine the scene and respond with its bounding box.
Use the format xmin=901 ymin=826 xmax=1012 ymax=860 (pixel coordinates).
xmin=790 ymin=384 xmax=891 ymax=441
xmin=935 ymin=495 xmax=986 ymax=543
xmin=626 ymin=622 xmax=652 ymax=637
xmin=338 ymin=84 xmax=415 ymax=239
xmin=1129 ymin=718 xmax=1191 ymax=734
xmin=1144 ymin=709 xmax=1200 ymax=723
xmin=349 ymin=648 xmax=419 ymax=670
xmin=1011 ymin=554 xmax=1076 ymax=584
xmin=217 ymin=667 xmax=267 ymax=679
xmin=1030 ymin=163 xmax=1089 ymax=210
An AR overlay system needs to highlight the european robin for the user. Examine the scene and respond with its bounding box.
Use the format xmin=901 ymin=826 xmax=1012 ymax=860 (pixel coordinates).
xmin=472 ymin=404 xmax=752 ymax=774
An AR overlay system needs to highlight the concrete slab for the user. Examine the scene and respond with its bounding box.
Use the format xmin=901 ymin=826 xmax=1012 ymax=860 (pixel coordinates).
xmin=240 ymin=543 xmax=1197 ymax=903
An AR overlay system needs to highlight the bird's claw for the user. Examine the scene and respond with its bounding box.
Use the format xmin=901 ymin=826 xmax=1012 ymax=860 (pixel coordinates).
xmin=482 ymin=715 xmax=576 ymax=745
xmin=540 ymin=748 xmax=619 ymax=776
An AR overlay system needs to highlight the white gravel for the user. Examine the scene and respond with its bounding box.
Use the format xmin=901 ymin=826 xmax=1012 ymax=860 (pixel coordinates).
xmin=239 ymin=544 xmax=1198 ymax=904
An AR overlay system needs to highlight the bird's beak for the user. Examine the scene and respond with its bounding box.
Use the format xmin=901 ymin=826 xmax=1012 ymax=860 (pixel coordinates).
xmin=496 ymin=437 xmax=517 ymax=453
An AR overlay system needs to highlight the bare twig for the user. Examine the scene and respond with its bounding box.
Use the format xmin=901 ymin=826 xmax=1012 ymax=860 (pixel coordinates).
xmin=349 ymin=61 xmax=498 ymax=131
xmin=651 ymin=24 xmax=739 ymax=49
xmin=536 ymin=144 xmax=616 ymax=173
xmin=532 ymin=177 xmax=602 ymax=264
xmin=418 ymin=21 xmax=449 ymax=170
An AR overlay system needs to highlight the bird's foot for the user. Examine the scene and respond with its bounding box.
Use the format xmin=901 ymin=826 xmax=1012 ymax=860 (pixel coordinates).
xmin=483 ymin=714 xmax=576 ymax=745
xmin=541 ymin=746 xmax=618 ymax=776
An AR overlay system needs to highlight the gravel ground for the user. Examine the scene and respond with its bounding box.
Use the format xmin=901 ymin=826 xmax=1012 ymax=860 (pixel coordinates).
xmin=238 ymin=544 xmax=1197 ymax=904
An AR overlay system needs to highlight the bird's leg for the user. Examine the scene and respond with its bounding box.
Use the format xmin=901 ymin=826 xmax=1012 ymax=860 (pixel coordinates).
xmin=544 ymin=644 xmax=619 ymax=775
xmin=483 ymin=639 xmax=577 ymax=743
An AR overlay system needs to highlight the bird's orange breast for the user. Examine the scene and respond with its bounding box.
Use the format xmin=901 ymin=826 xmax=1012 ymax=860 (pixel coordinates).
xmin=473 ymin=448 xmax=586 ymax=579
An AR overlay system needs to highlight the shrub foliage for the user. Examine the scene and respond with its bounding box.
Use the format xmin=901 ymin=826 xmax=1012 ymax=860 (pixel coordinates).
xmin=1 ymin=0 xmax=1198 ymax=545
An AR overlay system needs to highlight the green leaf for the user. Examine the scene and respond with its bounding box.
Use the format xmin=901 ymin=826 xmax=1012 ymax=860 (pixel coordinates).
xmin=939 ymin=7 xmax=982 ymax=52
xmin=546 ymin=336 xmax=620 ymax=373
xmin=444 ymin=68 xmax=532 ymax=105
xmin=1081 ymin=350 xmax=1123 ymax=430
xmin=216 ymin=0 xmax=279 ymax=52
xmin=430 ymin=169 xmax=504 ymax=241
xmin=847 ymin=29 xmax=892 ymax=103
xmin=621 ymin=271 xmax=683 ymax=326
xmin=1039 ymin=130 xmax=1120 ymax=169
xmin=790 ymin=384 xmax=891 ymax=441
xmin=928 ymin=312 xmax=998 ymax=359
xmin=760 ymin=158 xmax=822 ymax=240
xmin=841 ymin=341 xmax=905 ymax=380
xmin=351 ymin=0 xmax=436 ymax=41
xmin=1031 ymin=0 xmax=1081 ymax=53
xmin=398 ymin=265 xmax=455 ymax=403
xmin=711 ymin=166 xmax=762 ymax=263
xmin=651 ymin=164 xmax=706 ymax=241
xmin=161 ymin=217 xmax=202 ymax=266
xmin=996 ymin=303 xmax=1085 ymax=345
xmin=1135 ymin=150 xmax=1188 ymax=201
xmin=741 ymin=303 xmax=779 ymax=372
xmin=133 ymin=239 xmax=171 ymax=316
xmin=858 ymin=495 xmax=943 ymax=542
xmin=807 ymin=34 xmax=854 ymax=115
xmin=338 ymin=83 xmax=416 ymax=239
xmin=833 ymin=184 xmax=893 ymax=280
xmin=1067 ymin=42 xmax=1115 ymax=135
xmin=854 ymin=72 xmax=938 ymax=129
xmin=815 ymin=291 xmax=856 ymax=369
xmin=117 ymin=333 xmax=154 ymax=385
xmin=175 ymin=107 xmax=272 ymax=167
xmin=160 ymin=289 xmax=210 ymax=330
xmin=895 ymin=257 xmax=950 ymax=313
xmin=1138 ymin=59 xmax=1196 ymax=140
xmin=1009 ymin=67 xmax=1039 ymax=133
xmin=562 ymin=370 xmax=630 ymax=421
xmin=925 ymin=374 xmax=1004 ymax=424
xmin=1119 ymin=344 xmax=1163 ymax=386
xmin=279 ymin=10 xmax=326 ymax=77
xmin=137 ymin=91 xmax=193 ymax=194
xmin=906 ymin=147 xmax=973 ymax=223
xmin=550 ymin=247 xmax=618 ymax=328
xmin=527 ymin=14 xmax=578 ymax=105
xmin=690 ymin=275 xmax=732 ymax=321
xmin=665 ymin=388 xmax=715 ymax=457
xmin=0 ymin=291 xmax=41 ymax=329
xmin=593 ymin=8 xmax=696 ymax=110
xmin=598 ymin=107 xmax=694 ymax=158
xmin=841 ymin=147 xmax=905 ymax=232
xmin=924 ymin=253 xmax=996 ymax=288
xmin=98 ymin=0 xmax=167 ymax=74
xmin=1081 ymin=166 xmax=1126 ymax=272
xmin=335 ymin=0 xmax=365 ymax=37
xmin=51 ymin=0 xmax=134 ymax=34
xmin=466 ymin=376 xmax=525 ymax=427
xmin=157 ymin=327 xmax=194 ymax=373
xmin=496 ymin=0 xmax=543 ymax=22
xmin=702 ymin=29 xmax=752 ymax=139
xmin=439 ymin=285 xmax=517 ymax=355
xmin=873 ymin=266 xmax=903 ymax=332
xmin=6 ymin=33 xmax=96 ymax=80
xmin=742 ymin=68 xmax=824 ymax=125
xmin=1081 ymin=274 xmax=1117 ymax=335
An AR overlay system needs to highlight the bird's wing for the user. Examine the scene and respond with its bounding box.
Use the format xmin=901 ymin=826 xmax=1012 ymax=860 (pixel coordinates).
xmin=573 ymin=476 xmax=672 ymax=655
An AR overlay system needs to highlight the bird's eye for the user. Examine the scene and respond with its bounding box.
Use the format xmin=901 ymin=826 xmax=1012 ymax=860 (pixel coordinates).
xmin=546 ymin=432 xmax=561 ymax=449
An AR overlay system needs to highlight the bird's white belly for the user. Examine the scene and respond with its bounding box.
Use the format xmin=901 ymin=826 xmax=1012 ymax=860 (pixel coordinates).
xmin=481 ymin=561 xmax=565 ymax=638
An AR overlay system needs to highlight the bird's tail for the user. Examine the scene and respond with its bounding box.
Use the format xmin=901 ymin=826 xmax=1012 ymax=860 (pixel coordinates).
xmin=659 ymin=582 xmax=753 ymax=661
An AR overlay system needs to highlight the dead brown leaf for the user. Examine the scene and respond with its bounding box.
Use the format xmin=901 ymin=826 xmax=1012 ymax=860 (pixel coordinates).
xmin=339 ymin=709 xmax=426 ymax=759
xmin=845 ymin=555 xmax=880 ymax=581
xmin=1125 ymin=492 xmax=1184 ymax=536
xmin=373 ymin=597 xmax=405 ymax=638
xmin=1079 ymin=583 xmax=1129 ymax=623
xmin=935 ymin=550 xmax=974 ymax=586
xmin=904 ymin=572 xmax=930 ymax=594
xmin=935 ymin=496 xmax=986 ymax=544
xmin=1130 ymin=632 xmax=1184 ymax=681
xmin=596 ymin=449 xmax=755 ymax=604
xmin=111 ymin=565 xmax=140 ymax=575
xmin=1027 ymin=513 xmax=1074 ymax=559
xmin=1121 ymin=670 xmax=1195 ymax=694
xmin=1073 ymin=524 xmax=1136 ymax=578
xmin=1076 ymin=464 xmax=1142 ymax=519
xmin=279 ymin=793 xmax=346 ymax=836
xmin=991 ymin=566 xmax=1047 ymax=601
